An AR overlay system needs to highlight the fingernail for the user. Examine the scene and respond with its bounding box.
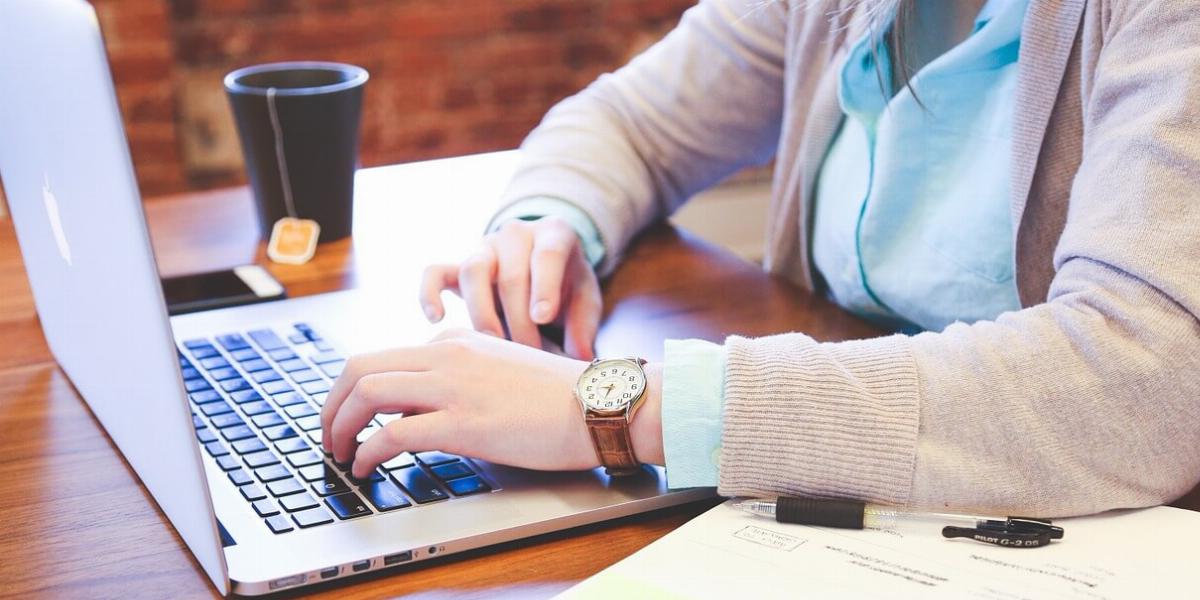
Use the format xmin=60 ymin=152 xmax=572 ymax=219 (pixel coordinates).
xmin=423 ymin=305 xmax=442 ymax=323
xmin=531 ymin=300 xmax=552 ymax=323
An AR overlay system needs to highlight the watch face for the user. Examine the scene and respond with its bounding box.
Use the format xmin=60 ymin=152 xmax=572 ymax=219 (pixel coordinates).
xmin=577 ymin=359 xmax=645 ymax=412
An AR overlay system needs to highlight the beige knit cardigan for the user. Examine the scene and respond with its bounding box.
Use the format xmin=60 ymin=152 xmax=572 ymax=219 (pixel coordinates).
xmin=496 ymin=0 xmax=1200 ymax=516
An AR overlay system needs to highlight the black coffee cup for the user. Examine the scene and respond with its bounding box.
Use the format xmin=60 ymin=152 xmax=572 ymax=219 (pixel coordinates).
xmin=224 ymin=62 xmax=368 ymax=243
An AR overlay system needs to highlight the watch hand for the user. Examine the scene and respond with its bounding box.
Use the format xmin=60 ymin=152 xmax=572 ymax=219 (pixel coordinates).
xmin=603 ymin=384 xmax=615 ymax=398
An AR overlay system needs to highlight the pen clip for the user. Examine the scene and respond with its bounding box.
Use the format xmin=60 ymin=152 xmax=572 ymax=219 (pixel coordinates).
xmin=942 ymin=517 xmax=1064 ymax=549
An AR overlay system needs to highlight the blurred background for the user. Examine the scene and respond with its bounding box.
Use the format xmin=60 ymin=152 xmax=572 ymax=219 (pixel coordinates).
xmin=0 ymin=0 xmax=771 ymax=259
xmin=92 ymin=0 xmax=695 ymax=197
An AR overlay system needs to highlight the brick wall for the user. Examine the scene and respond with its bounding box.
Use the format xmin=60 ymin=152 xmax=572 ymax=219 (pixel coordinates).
xmin=90 ymin=0 xmax=695 ymax=198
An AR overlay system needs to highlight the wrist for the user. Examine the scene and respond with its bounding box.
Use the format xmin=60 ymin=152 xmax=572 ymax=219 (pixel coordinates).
xmin=630 ymin=362 xmax=664 ymax=466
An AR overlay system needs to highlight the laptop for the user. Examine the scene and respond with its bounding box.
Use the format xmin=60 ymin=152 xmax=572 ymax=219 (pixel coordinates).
xmin=0 ymin=1 xmax=711 ymax=595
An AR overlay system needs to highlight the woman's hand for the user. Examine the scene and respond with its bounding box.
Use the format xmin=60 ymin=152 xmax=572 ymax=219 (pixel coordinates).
xmin=319 ymin=329 xmax=663 ymax=479
xmin=419 ymin=216 xmax=602 ymax=360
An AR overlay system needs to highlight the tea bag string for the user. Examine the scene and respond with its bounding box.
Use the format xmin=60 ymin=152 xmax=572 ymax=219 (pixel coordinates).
xmin=266 ymin=87 xmax=299 ymax=220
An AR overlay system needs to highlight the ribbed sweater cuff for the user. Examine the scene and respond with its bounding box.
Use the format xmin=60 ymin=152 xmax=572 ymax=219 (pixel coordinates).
xmin=717 ymin=333 xmax=921 ymax=506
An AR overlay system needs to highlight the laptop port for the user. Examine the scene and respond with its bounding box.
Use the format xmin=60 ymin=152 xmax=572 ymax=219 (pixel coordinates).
xmin=384 ymin=551 xmax=413 ymax=565
xmin=352 ymin=559 xmax=371 ymax=572
xmin=320 ymin=566 xmax=339 ymax=580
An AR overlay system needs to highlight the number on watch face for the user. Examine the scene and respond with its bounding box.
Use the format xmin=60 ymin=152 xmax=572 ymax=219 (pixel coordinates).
xmin=578 ymin=359 xmax=644 ymax=411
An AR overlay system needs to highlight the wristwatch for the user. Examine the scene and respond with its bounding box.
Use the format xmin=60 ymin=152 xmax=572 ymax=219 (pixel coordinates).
xmin=574 ymin=357 xmax=648 ymax=476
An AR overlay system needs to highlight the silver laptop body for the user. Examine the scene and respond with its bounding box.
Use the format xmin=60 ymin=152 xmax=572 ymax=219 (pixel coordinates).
xmin=0 ymin=1 xmax=710 ymax=594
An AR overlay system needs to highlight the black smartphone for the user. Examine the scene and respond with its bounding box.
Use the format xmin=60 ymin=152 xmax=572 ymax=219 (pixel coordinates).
xmin=162 ymin=265 xmax=286 ymax=316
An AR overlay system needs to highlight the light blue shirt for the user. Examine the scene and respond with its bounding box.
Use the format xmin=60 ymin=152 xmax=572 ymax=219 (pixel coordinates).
xmin=498 ymin=0 xmax=1028 ymax=490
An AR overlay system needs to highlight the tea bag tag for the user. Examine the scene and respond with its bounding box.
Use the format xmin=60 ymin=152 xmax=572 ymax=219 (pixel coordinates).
xmin=267 ymin=217 xmax=320 ymax=265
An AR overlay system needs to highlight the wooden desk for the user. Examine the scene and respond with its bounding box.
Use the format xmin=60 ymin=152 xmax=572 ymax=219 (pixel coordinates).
xmin=0 ymin=154 xmax=1195 ymax=598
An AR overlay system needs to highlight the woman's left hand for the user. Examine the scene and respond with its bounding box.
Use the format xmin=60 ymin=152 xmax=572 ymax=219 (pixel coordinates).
xmin=319 ymin=328 xmax=663 ymax=479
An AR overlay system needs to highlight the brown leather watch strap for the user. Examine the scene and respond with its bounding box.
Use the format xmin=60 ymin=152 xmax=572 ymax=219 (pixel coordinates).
xmin=586 ymin=414 xmax=641 ymax=476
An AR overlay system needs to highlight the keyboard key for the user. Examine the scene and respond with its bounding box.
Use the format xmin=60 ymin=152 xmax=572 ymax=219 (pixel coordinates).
xmin=416 ymin=451 xmax=459 ymax=466
xmin=181 ymin=367 xmax=200 ymax=380
xmin=271 ymin=392 xmax=305 ymax=408
xmin=220 ymin=378 xmax=251 ymax=393
xmin=240 ymin=400 xmax=274 ymax=417
xmin=281 ymin=492 xmax=320 ymax=512
xmin=199 ymin=356 xmax=230 ymax=370
xmin=189 ymin=390 xmax=222 ymax=404
xmin=221 ymin=425 xmax=256 ymax=442
xmin=285 ymin=403 xmax=317 ymax=419
xmin=184 ymin=379 xmax=212 ymax=393
xmin=204 ymin=441 xmax=229 ymax=457
xmin=228 ymin=469 xmax=253 ymax=486
xmin=209 ymin=413 xmax=245 ymax=430
xmin=291 ymin=507 xmax=333 ymax=529
xmin=196 ymin=427 xmax=217 ymax=443
xmin=310 ymin=392 xmax=329 ymax=406
xmin=318 ymin=361 xmax=345 ymax=379
xmin=262 ymin=380 xmax=293 ymax=395
xmin=301 ymin=381 xmax=331 ymax=395
xmin=244 ymin=450 xmax=281 ymax=469
xmin=288 ymin=369 xmax=321 ymax=384
xmin=252 ymin=412 xmax=286 ymax=429
xmin=240 ymin=484 xmax=267 ymax=501
xmin=268 ymin=348 xmax=298 ymax=361
xmin=288 ymin=333 xmax=308 ymax=345
xmin=275 ymin=438 xmax=309 ymax=455
xmin=348 ymin=470 xmax=385 ymax=486
xmin=307 ymin=430 xmax=323 ymax=445
xmin=356 ymin=426 xmax=380 ymax=444
xmin=268 ymin=478 xmax=305 ymax=497
xmin=240 ymin=358 xmax=271 ymax=373
xmin=189 ymin=346 xmax=220 ymax=360
xmin=232 ymin=438 xmax=267 ymax=455
xmin=297 ymin=464 xmax=327 ymax=482
xmin=446 ymin=476 xmax=491 ymax=496
xmin=263 ymin=424 xmax=298 ymax=441
xmin=230 ymin=348 xmax=260 ymax=362
xmin=208 ymin=367 xmax=241 ymax=382
xmin=287 ymin=451 xmax=323 ymax=468
xmin=294 ymin=415 xmax=322 ymax=432
xmin=309 ymin=352 xmax=344 ymax=365
xmin=200 ymin=401 xmax=234 ymax=417
xmin=381 ymin=452 xmax=415 ymax=471
xmin=184 ymin=338 xmax=212 ymax=350
xmin=192 ymin=414 xmax=206 ymax=429
xmin=266 ymin=514 xmax=294 ymax=533
xmin=255 ymin=464 xmax=292 ymax=483
xmin=216 ymin=333 xmax=251 ymax=351
xmin=215 ymin=455 xmax=240 ymax=472
xmin=314 ymin=340 xmax=334 ymax=352
xmin=326 ymin=493 xmax=373 ymax=520
xmin=251 ymin=369 xmax=282 ymax=384
xmin=278 ymin=358 xmax=309 ymax=373
xmin=390 ymin=467 xmax=448 ymax=503
xmin=230 ymin=389 xmax=262 ymax=404
xmin=311 ymin=472 xmax=351 ymax=497
xmin=431 ymin=461 xmax=475 ymax=481
xmin=360 ymin=481 xmax=411 ymax=512
xmin=252 ymin=499 xmax=280 ymax=517
xmin=248 ymin=328 xmax=288 ymax=351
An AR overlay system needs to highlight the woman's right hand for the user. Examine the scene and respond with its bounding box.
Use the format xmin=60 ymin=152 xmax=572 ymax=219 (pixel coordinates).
xmin=419 ymin=216 xmax=602 ymax=360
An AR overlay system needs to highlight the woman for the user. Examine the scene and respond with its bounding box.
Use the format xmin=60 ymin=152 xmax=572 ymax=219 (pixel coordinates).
xmin=320 ymin=0 xmax=1200 ymax=516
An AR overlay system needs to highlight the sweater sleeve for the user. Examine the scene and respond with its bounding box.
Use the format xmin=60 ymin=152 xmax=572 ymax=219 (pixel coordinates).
xmin=717 ymin=0 xmax=1200 ymax=517
xmin=496 ymin=0 xmax=787 ymax=276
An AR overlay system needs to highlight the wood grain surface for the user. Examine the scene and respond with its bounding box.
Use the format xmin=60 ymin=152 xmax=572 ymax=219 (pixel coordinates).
xmin=0 ymin=155 xmax=1195 ymax=599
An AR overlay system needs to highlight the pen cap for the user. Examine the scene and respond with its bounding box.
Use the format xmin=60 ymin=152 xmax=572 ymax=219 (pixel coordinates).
xmin=777 ymin=497 xmax=866 ymax=528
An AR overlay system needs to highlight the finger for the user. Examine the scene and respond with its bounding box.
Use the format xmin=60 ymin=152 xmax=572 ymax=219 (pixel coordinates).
xmin=562 ymin=251 xmax=602 ymax=361
xmin=528 ymin=223 xmax=577 ymax=325
xmin=457 ymin=244 xmax=505 ymax=337
xmin=419 ymin=264 xmax=459 ymax=323
xmin=330 ymin=371 xmax=444 ymax=464
xmin=492 ymin=236 xmax=541 ymax=348
xmin=353 ymin=412 xmax=452 ymax=478
xmin=321 ymin=347 xmax=436 ymax=455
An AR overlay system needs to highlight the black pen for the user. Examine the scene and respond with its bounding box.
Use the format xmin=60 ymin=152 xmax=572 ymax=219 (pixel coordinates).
xmin=732 ymin=497 xmax=1064 ymax=548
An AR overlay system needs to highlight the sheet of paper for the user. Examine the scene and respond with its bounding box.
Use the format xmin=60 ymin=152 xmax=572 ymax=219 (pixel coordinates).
xmin=559 ymin=500 xmax=1199 ymax=599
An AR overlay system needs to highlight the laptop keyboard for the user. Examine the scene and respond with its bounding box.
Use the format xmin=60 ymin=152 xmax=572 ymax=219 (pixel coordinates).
xmin=179 ymin=322 xmax=492 ymax=534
